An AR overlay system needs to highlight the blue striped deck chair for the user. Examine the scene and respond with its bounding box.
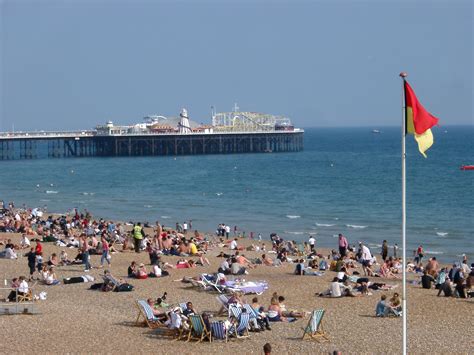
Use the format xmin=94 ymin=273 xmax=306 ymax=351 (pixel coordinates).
xmin=228 ymin=312 xmax=250 ymax=339
xmin=210 ymin=321 xmax=228 ymax=342
xmin=187 ymin=314 xmax=212 ymax=342
xmin=243 ymin=304 xmax=258 ymax=320
xmin=136 ymin=300 xmax=163 ymax=329
xmin=228 ymin=304 xmax=242 ymax=319
xmin=302 ymin=309 xmax=329 ymax=341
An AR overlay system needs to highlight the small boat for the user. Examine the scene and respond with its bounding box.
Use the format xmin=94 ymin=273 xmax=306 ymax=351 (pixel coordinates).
xmin=460 ymin=165 xmax=474 ymax=171
xmin=264 ymin=148 xmax=272 ymax=153
xmin=372 ymin=129 xmax=381 ymax=134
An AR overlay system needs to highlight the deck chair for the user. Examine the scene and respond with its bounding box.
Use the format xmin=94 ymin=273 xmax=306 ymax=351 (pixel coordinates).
xmin=17 ymin=282 xmax=36 ymax=303
xmin=228 ymin=311 xmax=250 ymax=339
xmin=210 ymin=321 xmax=228 ymax=342
xmin=187 ymin=314 xmax=212 ymax=342
xmin=179 ymin=303 xmax=188 ymax=312
xmin=243 ymin=304 xmax=258 ymax=320
xmin=216 ymin=294 xmax=230 ymax=315
xmin=102 ymin=274 xmax=120 ymax=292
xmin=135 ymin=300 xmax=166 ymax=329
xmin=302 ymin=309 xmax=329 ymax=341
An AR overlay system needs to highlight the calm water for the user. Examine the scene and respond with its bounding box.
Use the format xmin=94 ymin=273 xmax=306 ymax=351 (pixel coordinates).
xmin=1 ymin=126 xmax=472 ymax=262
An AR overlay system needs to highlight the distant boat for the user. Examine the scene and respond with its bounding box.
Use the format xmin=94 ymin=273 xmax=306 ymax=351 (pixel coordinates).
xmin=372 ymin=129 xmax=381 ymax=134
xmin=264 ymin=148 xmax=273 ymax=153
xmin=460 ymin=165 xmax=474 ymax=171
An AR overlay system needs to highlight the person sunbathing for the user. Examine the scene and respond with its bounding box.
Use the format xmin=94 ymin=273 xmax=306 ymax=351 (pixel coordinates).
xmin=136 ymin=263 xmax=148 ymax=279
xmin=262 ymin=254 xmax=274 ymax=266
xmin=277 ymin=296 xmax=306 ymax=318
xmin=267 ymin=298 xmax=293 ymax=322
xmin=48 ymin=253 xmax=60 ymax=267
xmin=146 ymin=298 xmax=168 ymax=323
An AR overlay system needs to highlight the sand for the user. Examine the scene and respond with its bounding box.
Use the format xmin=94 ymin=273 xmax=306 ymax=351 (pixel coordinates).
xmin=0 ymin=232 xmax=472 ymax=354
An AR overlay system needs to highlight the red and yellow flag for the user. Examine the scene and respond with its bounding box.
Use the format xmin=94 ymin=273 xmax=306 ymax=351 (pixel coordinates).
xmin=404 ymin=81 xmax=439 ymax=157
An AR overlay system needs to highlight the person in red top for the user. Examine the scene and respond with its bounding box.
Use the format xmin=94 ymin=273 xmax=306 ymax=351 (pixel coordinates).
xmin=35 ymin=241 xmax=42 ymax=255
xmin=417 ymin=245 xmax=424 ymax=266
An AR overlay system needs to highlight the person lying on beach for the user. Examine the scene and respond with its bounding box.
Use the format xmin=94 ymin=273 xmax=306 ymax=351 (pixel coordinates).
xmin=277 ymin=296 xmax=306 ymax=318
xmin=262 ymin=254 xmax=281 ymax=266
xmin=235 ymin=251 xmax=256 ymax=269
xmin=176 ymin=259 xmax=196 ymax=268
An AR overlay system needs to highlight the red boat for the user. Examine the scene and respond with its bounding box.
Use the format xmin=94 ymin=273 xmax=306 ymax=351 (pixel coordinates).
xmin=460 ymin=165 xmax=474 ymax=170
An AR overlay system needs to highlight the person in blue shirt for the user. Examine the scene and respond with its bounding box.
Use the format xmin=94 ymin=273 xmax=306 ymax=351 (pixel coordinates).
xmin=375 ymin=294 xmax=387 ymax=317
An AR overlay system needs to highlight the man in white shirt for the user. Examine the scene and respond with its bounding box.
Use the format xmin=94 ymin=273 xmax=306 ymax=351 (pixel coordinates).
xmin=225 ymin=225 xmax=231 ymax=239
xmin=308 ymin=236 xmax=316 ymax=252
xmin=330 ymin=277 xmax=345 ymax=298
xmin=230 ymin=238 xmax=238 ymax=250
xmin=361 ymin=243 xmax=373 ymax=261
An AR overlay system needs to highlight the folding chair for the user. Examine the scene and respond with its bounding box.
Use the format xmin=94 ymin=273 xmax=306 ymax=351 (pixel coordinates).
xmin=302 ymin=309 xmax=329 ymax=341
xmin=216 ymin=294 xmax=230 ymax=315
xmin=211 ymin=321 xmax=228 ymax=342
xmin=135 ymin=300 xmax=165 ymax=328
xmin=228 ymin=312 xmax=250 ymax=339
xmin=187 ymin=314 xmax=212 ymax=342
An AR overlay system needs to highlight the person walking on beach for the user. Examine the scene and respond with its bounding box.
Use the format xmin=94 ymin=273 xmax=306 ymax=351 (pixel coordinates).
xmin=381 ymin=240 xmax=388 ymax=261
xmin=417 ymin=245 xmax=424 ymax=266
xmin=132 ymin=222 xmax=145 ymax=253
xmin=183 ymin=221 xmax=188 ymax=234
xmin=308 ymin=235 xmax=316 ymax=252
xmin=338 ymin=234 xmax=348 ymax=257
xmin=393 ymin=243 xmax=398 ymax=258
xmin=100 ymin=234 xmax=111 ymax=267
xmin=81 ymin=234 xmax=92 ymax=272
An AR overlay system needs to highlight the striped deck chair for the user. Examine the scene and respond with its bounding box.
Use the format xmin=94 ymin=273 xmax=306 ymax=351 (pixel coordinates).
xmin=179 ymin=303 xmax=188 ymax=312
xmin=187 ymin=314 xmax=212 ymax=342
xmin=243 ymin=304 xmax=258 ymax=320
xmin=216 ymin=294 xmax=230 ymax=315
xmin=228 ymin=312 xmax=250 ymax=339
xmin=135 ymin=300 xmax=165 ymax=329
xmin=211 ymin=321 xmax=228 ymax=342
xmin=302 ymin=309 xmax=329 ymax=341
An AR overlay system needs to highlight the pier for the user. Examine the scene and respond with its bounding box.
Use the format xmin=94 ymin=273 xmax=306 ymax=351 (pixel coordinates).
xmin=0 ymin=130 xmax=304 ymax=160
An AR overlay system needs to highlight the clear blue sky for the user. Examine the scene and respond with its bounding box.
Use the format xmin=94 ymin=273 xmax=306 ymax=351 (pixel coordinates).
xmin=1 ymin=0 xmax=472 ymax=130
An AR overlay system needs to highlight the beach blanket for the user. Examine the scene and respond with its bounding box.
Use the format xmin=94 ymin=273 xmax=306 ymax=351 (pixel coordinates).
xmin=224 ymin=280 xmax=268 ymax=294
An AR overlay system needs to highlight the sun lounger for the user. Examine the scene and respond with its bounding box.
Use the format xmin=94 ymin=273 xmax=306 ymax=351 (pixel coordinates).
xmin=223 ymin=280 xmax=268 ymax=295
xmin=302 ymin=309 xmax=329 ymax=342
xmin=200 ymin=274 xmax=225 ymax=293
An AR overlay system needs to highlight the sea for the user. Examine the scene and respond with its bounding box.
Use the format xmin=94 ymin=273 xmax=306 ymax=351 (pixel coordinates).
xmin=0 ymin=126 xmax=472 ymax=263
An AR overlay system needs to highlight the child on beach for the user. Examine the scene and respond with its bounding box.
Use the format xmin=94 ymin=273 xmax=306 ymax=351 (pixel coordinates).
xmin=375 ymin=294 xmax=387 ymax=317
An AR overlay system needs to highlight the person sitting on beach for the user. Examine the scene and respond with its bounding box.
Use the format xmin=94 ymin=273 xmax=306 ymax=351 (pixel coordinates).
xmin=149 ymin=261 xmax=169 ymax=277
xmin=59 ymin=250 xmax=72 ymax=265
xmin=250 ymin=297 xmax=272 ymax=330
xmin=6 ymin=277 xmax=21 ymax=301
xmin=44 ymin=267 xmax=60 ymax=285
xmin=437 ymin=278 xmax=453 ymax=297
xmin=146 ymin=298 xmax=168 ymax=323
xmin=48 ymin=253 xmax=60 ymax=267
xmin=262 ymin=254 xmax=279 ymax=266
xmin=20 ymin=234 xmax=31 ymax=249
xmin=230 ymin=258 xmax=247 ymax=275
xmin=267 ymin=298 xmax=293 ymax=322
xmin=375 ymin=294 xmax=387 ymax=317
xmin=128 ymin=261 xmax=137 ymax=277
xmin=337 ymin=267 xmax=349 ymax=282
xmin=421 ymin=270 xmax=436 ymax=289
xmin=318 ymin=277 xmax=348 ymax=298
xmin=385 ymin=293 xmax=402 ymax=316
xmin=136 ymin=263 xmax=148 ymax=279
xmin=1 ymin=245 xmax=18 ymax=259
xmin=295 ymin=259 xmax=305 ymax=275
xmin=379 ymin=261 xmax=399 ymax=279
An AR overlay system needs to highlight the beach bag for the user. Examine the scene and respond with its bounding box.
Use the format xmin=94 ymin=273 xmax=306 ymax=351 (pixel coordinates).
xmin=116 ymin=283 xmax=134 ymax=292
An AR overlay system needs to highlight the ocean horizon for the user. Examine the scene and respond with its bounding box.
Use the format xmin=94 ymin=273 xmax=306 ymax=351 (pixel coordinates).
xmin=0 ymin=125 xmax=472 ymax=263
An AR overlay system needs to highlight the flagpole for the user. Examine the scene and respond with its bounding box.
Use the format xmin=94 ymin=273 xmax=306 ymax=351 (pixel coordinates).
xmin=399 ymin=71 xmax=408 ymax=355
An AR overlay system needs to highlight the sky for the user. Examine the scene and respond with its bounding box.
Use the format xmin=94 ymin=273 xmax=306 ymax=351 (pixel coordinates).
xmin=1 ymin=0 xmax=472 ymax=131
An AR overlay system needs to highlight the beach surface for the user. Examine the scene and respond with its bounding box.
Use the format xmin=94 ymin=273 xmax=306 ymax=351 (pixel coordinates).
xmin=0 ymin=232 xmax=472 ymax=354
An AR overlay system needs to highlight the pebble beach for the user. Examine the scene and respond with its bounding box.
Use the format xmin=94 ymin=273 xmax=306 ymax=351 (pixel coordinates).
xmin=0 ymin=230 xmax=472 ymax=354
